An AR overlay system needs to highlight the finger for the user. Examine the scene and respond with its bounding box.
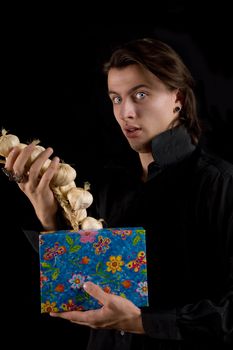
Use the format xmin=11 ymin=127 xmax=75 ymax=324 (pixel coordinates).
xmin=29 ymin=147 xmax=54 ymax=173
xmin=50 ymin=310 xmax=83 ymax=320
xmin=50 ymin=311 xmax=72 ymax=318
xmin=38 ymin=156 xmax=60 ymax=187
xmin=13 ymin=143 xmax=36 ymax=174
xmin=28 ymin=147 xmax=54 ymax=186
xmin=50 ymin=309 xmax=101 ymax=326
xmin=5 ymin=147 xmax=25 ymax=170
xmin=83 ymin=282 xmax=108 ymax=306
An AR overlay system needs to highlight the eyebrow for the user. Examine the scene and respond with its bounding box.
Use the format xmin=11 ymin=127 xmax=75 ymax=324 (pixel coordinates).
xmin=108 ymin=84 xmax=150 ymax=96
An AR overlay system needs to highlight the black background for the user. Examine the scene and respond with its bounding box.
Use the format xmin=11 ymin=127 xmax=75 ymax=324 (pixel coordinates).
xmin=1 ymin=3 xmax=233 ymax=348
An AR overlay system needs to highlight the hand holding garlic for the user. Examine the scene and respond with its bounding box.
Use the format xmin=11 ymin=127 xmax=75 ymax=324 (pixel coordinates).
xmin=0 ymin=128 xmax=103 ymax=231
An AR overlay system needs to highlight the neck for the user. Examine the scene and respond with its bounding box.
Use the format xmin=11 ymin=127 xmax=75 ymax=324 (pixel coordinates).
xmin=139 ymin=152 xmax=154 ymax=182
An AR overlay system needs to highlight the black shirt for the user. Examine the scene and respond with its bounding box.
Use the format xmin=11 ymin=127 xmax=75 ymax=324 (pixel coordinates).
xmin=24 ymin=126 xmax=233 ymax=349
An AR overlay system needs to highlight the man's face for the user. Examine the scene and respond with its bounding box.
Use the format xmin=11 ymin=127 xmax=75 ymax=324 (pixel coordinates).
xmin=108 ymin=64 xmax=180 ymax=154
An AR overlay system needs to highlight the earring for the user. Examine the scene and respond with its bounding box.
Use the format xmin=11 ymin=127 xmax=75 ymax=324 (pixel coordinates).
xmin=173 ymin=106 xmax=181 ymax=113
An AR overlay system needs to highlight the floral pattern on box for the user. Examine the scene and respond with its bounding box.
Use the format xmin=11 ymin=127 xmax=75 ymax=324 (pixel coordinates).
xmin=39 ymin=227 xmax=148 ymax=312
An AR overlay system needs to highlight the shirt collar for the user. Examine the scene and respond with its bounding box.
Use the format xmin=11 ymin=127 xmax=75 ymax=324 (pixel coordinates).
xmin=151 ymin=125 xmax=196 ymax=169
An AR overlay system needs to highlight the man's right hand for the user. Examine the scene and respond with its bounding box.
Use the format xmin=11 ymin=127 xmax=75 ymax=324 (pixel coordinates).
xmin=5 ymin=143 xmax=60 ymax=230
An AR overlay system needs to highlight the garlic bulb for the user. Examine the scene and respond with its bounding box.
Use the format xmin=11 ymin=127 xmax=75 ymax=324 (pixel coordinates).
xmin=81 ymin=216 xmax=103 ymax=230
xmin=67 ymin=187 xmax=93 ymax=211
xmin=58 ymin=181 xmax=76 ymax=196
xmin=0 ymin=129 xmax=20 ymax=157
xmin=51 ymin=163 xmax=77 ymax=187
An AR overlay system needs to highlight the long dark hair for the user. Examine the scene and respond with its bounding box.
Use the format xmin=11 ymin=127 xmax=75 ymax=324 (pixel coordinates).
xmin=104 ymin=38 xmax=202 ymax=144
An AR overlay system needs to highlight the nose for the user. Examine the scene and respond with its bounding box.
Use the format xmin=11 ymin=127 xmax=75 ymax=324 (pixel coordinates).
xmin=118 ymin=99 xmax=136 ymax=120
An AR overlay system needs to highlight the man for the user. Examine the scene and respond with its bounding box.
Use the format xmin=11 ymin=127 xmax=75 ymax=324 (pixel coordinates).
xmin=3 ymin=38 xmax=233 ymax=349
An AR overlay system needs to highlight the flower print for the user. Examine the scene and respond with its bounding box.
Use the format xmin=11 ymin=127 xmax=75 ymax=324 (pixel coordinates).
xmin=69 ymin=273 xmax=86 ymax=289
xmin=112 ymin=229 xmax=132 ymax=240
xmin=41 ymin=301 xmax=59 ymax=313
xmin=121 ymin=280 xmax=132 ymax=289
xmin=43 ymin=242 xmax=66 ymax=260
xmin=103 ymin=285 xmax=111 ymax=293
xmin=93 ymin=236 xmax=111 ymax=255
xmin=136 ymin=281 xmax=148 ymax=297
xmin=106 ymin=255 xmax=124 ymax=273
xmin=40 ymin=271 xmax=48 ymax=288
xmin=126 ymin=251 xmax=146 ymax=272
xmin=61 ymin=299 xmax=77 ymax=311
xmin=55 ymin=284 xmax=65 ymax=292
xmin=79 ymin=230 xmax=98 ymax=243
xmin=81 ymin=256 xmax=90 ymax=264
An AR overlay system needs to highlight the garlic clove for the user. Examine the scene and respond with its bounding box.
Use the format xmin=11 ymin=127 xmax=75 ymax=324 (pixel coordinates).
xmin=67 ymin=187 xmax=93 ymax=210
xmin=80 ymin=216 xmax=103 ymax=230
xmin=0 ymin=129 xmax=20 ymax=157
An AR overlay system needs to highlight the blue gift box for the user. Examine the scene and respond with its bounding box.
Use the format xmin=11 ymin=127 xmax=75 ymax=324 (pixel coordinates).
xmin=39 ymin=227 xmax=148 ymax=312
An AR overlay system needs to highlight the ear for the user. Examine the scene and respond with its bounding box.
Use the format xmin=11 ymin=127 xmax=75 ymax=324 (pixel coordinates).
xmin=175 ymin=89 xmax=184 ymax=105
